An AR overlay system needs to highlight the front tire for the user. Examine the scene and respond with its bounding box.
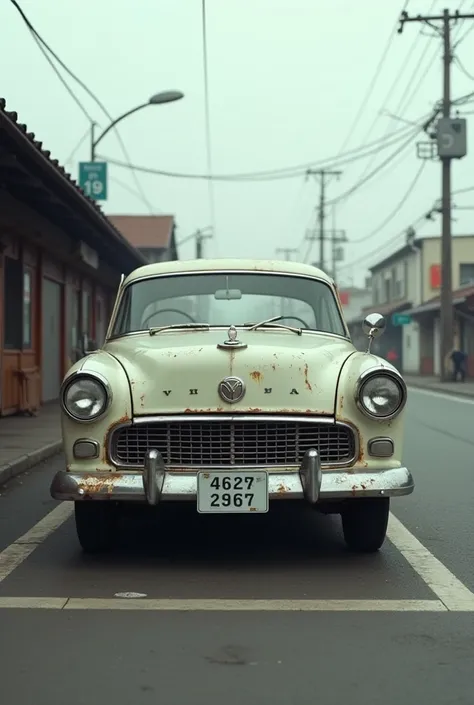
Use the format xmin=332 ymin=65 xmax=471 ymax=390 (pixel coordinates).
xmin=74 ymin=502 xmax=117 ymax=554
xmin=341 ymin=498 xmax=390 ymax=553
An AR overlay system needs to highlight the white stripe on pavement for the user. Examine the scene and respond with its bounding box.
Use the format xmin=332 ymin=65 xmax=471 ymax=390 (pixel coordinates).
xmin=0 ymin=597 xmax=447 ymax=611
xmin=0 ymin=503 xmax=73 ymax=584
xmin=1 ymin=503 xmax=474 ymax=612
xmin=387 ymin=513 xmax=474 ymax=612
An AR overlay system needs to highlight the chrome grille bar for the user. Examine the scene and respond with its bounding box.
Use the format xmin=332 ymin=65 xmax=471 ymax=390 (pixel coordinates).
xmin=110 ymin=416 xmax=357 ymax=468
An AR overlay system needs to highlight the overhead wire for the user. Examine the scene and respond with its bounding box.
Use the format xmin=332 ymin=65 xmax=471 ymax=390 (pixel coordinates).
xmin=8 ymin=0 xmax=156 ymax=214
xmin=301 ymin=131 xmax=423 ymax=264
xmin=349 ymin=15 xmax=440 ymax=198
xmin=201 ymin=0 xmax=217 ymax=246
xmin=97 ymin=114 xmax=431 ymax=183
xmin=337 ymin=185 xmax=474 ymax=273
xmin=350 ymin=161 xmax=426 ymax=244
xmin=63 ymin=127 xmax=93 ymax=168
xmin=26 ymin=32 xmax=96 ymax=124
xmin=326 ymin=125 xmax=423 ymax=207
xmin=300 ymin=128 xmax=422 ymax=264
xmin=333 ymin=0 xmax=411 ymax=161
xmin=64 ymin=128 xmax=162 ymax=211
xmin=454 ymin=55 xmax=474 ymax=82
xmin=326 ymin=0 xmax=427 ymax=212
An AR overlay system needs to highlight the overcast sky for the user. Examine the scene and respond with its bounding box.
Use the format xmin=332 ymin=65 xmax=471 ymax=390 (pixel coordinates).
xmin=2 ymin=0 xmax=474 ymax=286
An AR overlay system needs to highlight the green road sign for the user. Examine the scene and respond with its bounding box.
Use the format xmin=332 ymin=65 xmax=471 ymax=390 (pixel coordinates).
xmin=78 ymin=161 xmax=107 ymax=201
xmin=392 ymin=312 xmax=412 ymax=326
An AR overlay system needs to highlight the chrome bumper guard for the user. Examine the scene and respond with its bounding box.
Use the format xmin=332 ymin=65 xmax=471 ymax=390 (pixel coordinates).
xmin=50 ymin=448 xmax=414 ymax=505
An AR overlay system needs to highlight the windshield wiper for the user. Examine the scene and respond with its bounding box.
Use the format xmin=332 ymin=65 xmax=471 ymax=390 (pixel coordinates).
xmin=243 ymin=316 xmax=302 ymax=335
xmin=149 ymin=323 xmax=210 ymax=336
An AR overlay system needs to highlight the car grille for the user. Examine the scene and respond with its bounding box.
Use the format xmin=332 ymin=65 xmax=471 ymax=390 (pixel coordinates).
xmin=110 ymin=418 xmax=356 ymax=468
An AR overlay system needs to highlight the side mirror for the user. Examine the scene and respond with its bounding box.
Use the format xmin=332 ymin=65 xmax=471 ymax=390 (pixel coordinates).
xmin=362 ymin=313 xmax=386 ymax=352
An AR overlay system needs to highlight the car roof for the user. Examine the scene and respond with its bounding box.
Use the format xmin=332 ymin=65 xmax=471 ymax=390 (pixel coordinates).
xmin=123 ymin=258 xmax=334 ymax=285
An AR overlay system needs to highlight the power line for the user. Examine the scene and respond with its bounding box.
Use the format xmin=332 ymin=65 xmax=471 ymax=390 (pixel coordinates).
xmin=335 ymin=0 xmax=436 ymax=206
xmin=27 ymin=31 xmax=95 ymax=124
xmin=201 ymin=0 xmax=217 ymax=248
xmin=454 ymin=55 xmax=474 ymax=81
xmin=350 ymin=161 xmax=426 ymax=244
xmin=326 ymin=127 xmax=422 ymax=207
xmin=97 ymin=116 xmax=430 ymax=183
xmin=353 ymin=29 xmax=439 ymax=191
xmin=337 ymin=183 xmax=474 ymax=274
xmin=64 ymin=127 xmax=93 ymax=168
xmin=334 ymin=0 xmax=411 ymax=160
xmin=8 ymin=0 xmax=155 ymax=214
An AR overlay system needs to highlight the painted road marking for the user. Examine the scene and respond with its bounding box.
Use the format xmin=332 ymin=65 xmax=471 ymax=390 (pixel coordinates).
xmin=0 ymin=503 xmax=73 ymax=584
xmin=1 ymin=503 xmax=474 ymax=611
xmin=0 ymin=597 xmax=447 ymax=611
xmin=387 ymin=513 xmax=474 ymax=612
xmin=408 ymin=386 xmax=474 ymax=405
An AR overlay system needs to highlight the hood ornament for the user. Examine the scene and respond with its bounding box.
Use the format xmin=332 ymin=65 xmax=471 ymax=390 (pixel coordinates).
xmin=217 ymin=325 xmax=247 ymax=351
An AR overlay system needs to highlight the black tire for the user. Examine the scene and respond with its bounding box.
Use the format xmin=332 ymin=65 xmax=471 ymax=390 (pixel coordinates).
xmin=74 ymin=502 xmax=117 ymax=554
xmin=341 ymin=498 xmax=390 ymax=553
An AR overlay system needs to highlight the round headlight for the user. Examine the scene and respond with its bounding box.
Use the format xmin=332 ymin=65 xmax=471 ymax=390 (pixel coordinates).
xmin=62 ymin=375 xmax=109 ymax=421
xmin=358 ymin=374 xmax=405 ymax=419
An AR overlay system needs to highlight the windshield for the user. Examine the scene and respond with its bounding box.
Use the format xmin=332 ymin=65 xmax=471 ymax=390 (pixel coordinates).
xmin=111 ymin=272 xmax=347 ymax=338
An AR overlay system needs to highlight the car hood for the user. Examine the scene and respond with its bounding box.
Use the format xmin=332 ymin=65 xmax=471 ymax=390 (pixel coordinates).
xmin=105 ymin=330 xmax=356 ymax=416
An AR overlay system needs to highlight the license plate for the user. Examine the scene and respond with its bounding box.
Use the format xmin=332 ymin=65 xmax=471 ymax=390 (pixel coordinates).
xmin=197 ymin=471 xmax=269 ymax=514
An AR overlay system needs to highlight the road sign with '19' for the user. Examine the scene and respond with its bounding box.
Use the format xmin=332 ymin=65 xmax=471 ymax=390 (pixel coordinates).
xmin=78 ymin=162 xmax=108 ymax=201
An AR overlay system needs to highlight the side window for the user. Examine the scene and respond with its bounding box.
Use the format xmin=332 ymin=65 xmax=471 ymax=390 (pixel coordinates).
xmin=22 ymin=268 xmax=32 ymax=349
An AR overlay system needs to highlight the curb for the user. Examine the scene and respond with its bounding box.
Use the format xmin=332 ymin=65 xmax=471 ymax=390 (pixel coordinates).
xmin=407 ymin=383 xmax=474 ymax=399
xmin=0 ymin=440 xmax=63 ymax=488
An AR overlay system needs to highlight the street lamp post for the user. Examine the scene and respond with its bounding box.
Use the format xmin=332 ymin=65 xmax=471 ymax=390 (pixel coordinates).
xmin=90 ymin=90 xmax=184 ymax=161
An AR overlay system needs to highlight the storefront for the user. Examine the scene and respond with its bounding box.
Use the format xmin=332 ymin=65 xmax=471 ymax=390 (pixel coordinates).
xmin=0 ymin=98 xmax=145 ymax=415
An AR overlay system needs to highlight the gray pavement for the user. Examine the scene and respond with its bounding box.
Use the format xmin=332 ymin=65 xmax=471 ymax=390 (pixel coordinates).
xmin=0 ymin=403 xmax=61 ymax=486
xmin=404 ymin=374 xmax=474 ymax=397
xmin=0 ymin=385 xmax=474 ymax=703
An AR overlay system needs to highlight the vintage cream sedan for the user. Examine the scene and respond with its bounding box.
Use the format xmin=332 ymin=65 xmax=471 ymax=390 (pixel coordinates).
xmin=50 ymin=259 xmax=414 ymax=554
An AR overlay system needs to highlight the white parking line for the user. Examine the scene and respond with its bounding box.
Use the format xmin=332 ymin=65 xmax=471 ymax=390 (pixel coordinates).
xmin=1 ymin=502 xmax=474 ymax=611
xmin=387 ymin=513 xmax=474 ymax=612
xmin=0 ymin=597 xmax=447 ymax=611
xmin=0 ymin=502 xmax=73 ymax=584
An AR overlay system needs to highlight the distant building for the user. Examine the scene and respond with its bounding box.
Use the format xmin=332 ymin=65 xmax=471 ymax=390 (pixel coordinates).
xmin=339 ymin=284 xmax=373 ymax=322
xmin=108 ymin=215 xmax=178 ymax=263
xmin=339 ymin=282 xmax=373 ymax=351
xmin=359 ymin=234 xmax=474 ymax=374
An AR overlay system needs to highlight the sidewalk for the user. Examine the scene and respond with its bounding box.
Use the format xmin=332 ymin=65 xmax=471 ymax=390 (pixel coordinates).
xmin=404 ymin=375 xmax=474 ymax=398
xmin=0 ymin=403 xmax=62 ymax=487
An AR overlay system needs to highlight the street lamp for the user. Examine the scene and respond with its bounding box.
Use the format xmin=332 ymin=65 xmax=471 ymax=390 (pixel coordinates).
xmin=90 ymin=90 xmax=184 ymax=160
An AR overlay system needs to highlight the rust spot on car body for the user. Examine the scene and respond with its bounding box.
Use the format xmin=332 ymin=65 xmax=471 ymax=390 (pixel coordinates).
xmin=183 ymin=407 xmax=225 ymax=413
xmin=303 ymin=364 xmax=312 ymax=391
xmin=78 ymin=474 xmax=123 ymax=494
xmin=140 ymin=394 xmax=145 ymax=408
xmin=250 ymin=371 xmax=263 ymax=382
xmin=277 ymin=483 xmax=290 ymax=494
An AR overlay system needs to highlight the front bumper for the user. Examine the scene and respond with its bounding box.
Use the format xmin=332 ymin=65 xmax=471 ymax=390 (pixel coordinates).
xmin=50 ymin=449 xmax=414 ymax=505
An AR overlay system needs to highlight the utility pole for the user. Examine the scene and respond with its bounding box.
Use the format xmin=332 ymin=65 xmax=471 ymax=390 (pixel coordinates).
xmin=399 ymin=8 xmax=472 ymax=382
xmin=91 ymin=122 xmax=97 ymax=161
xmin=276 ymin=248 xmax=298 ymax=261
xmin=275 ymin=248 xmax=298 ymax=317
xmin=306 ymin=169 xmax=342 ymax=272
xmin=195 ymin=229 xmax=212 ymax=259
xmin=331 ymin=229 xmax=347 ymax=282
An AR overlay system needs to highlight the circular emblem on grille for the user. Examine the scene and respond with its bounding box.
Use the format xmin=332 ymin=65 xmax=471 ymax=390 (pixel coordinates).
xmin=218 ymin=376 xmax=246 ymax=404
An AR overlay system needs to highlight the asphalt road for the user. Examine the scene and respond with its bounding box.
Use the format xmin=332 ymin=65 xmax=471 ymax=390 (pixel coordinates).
xmin=0 ymin=386 xmax=474 ymax=705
